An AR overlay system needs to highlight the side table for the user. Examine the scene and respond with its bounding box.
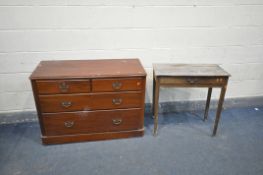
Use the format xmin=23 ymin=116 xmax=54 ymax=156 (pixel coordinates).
xmin=152 ymin=64 xmax=230 ymax=136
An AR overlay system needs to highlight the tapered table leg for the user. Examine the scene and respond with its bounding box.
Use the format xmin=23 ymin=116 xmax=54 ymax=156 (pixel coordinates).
xmin=212 ymin=85 xmax=227 ymax=136
xmin=204 ymin=87 xmax=212 ymax=121
xmin=152 ymin=72 xmax=156 ymax=116
xmin=153 ymin=78 xmax=160 ymax=136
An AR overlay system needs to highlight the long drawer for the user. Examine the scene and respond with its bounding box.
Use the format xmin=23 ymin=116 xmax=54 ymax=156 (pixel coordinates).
xmin=159 ymin=77 xmax=227 ymax=87
xmin=92 ymin=78 xmax=143 ymax=92
xmin=42 ymin=108 xmax=143 ymax=136
xmin=39 ymin=92 xmax=143 ymax=113
xmin=36 ymin=79 xmax=91 ymax=94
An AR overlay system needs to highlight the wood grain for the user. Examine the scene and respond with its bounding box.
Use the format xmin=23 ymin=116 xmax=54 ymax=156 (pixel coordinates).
xmin=36 ymin=79 xmax=91 ymax=94
xmin=30 ymin=59 xmax=146 ymax=80
xmin=30 ymin=59 xmax=146 ymax=144
xmin=152 ymin=63 xmax=230 ymax=136
xmin=92 ymin=78 xmax=143 ymax=92
xmin=39 ymin=92 xmax=143 ymax=113
xmin=159 ymin=76 xmax=228 ymax=87
xmin=42 ymin=129 xmax=144 ymax=145
xmin=42 ymin=108 xmax=143 ymax=136
xmin=153 ymin=64 xmax=230 ymax=77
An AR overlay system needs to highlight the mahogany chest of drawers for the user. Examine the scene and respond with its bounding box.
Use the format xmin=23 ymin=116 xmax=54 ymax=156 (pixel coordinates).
xmin=30 ymin=59 xmax=146 ymax=144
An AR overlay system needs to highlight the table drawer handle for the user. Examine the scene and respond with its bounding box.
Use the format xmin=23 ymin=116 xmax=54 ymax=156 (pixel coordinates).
xmin=64 ymin=121 xmax=74 ymax=128
xmin=186 ymin=78 xmax=198 ymax=84
xmin=59 ymin=82 xmax=69 ymax=92
xmin=112 ymin=119 xmax=122 ymax=125
xmin=112 ymin=98 xmax=122 ymax=105
xmin=61 ymin=101 xmax=72 ymax=108
xmin=112 ymin=82 xmax=122 ymax=90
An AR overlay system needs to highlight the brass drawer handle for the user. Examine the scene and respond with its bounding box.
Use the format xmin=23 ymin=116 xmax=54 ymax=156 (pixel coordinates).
xmin=112 ymin=119 xmax=122 ymax=125
xmin=61 ymin=101 xmax=72 ymax=108
xmin=112 ymin=98 xmax=122 ymax=105
xmin=59 ymin=82 xmax=69 ymax=92
xmin=112 ymin=82 xmax=122 ymax=90
xmin=186 ymin=78 xmax=198 ymax=84
xmin=64 ymin=121 xmax=74 ymax=128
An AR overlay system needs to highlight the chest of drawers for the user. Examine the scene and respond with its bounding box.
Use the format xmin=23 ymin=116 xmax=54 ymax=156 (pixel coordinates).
xmin=30 ymin=59 xmax=146 ymax=144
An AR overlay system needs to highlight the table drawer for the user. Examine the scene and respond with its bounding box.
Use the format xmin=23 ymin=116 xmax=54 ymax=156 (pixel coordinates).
xmin=159 ymin=77 xmax=227 ymax=87
xmin=39 ymin=92 xmax=143 ymax=113
xmin=92 ymin=78 xmax=143 ymax=92
xmin=42 ymin=109 xmax=143 ymax=136
xmin=36 ymin=80 xmax=91 ymax=94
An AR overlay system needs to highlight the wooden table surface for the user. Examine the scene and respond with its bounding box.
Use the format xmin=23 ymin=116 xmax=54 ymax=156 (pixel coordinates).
xmin=153 ymin=64 xmax=230 ymax=77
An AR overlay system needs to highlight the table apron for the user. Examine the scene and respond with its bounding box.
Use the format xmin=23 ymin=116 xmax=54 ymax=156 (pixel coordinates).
xmin=158 ymin=77 xmax=228 ymax=87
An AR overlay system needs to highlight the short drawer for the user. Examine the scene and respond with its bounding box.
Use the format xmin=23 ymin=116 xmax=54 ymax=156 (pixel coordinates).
xmin=159 ymin=77 xmax=227 ymax=87
xmin=92 ymin=78 xmax=143 ymax=92
xmin=42 ymin=109 xmax=143 ymax=136
xmin=39 ymin=92 xmax=143 ymax=113
xmin=36 ymin=79 xmax=91 ymax=94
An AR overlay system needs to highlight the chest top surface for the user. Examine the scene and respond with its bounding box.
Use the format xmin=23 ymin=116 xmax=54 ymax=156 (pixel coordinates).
xmin=30 ymin=59 xmax=146 ymax=80
xmin=153 ymin=64 xmax=230 ymax=77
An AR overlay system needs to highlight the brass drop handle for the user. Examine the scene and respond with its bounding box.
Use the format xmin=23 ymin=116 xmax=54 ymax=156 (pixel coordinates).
xmin=59 ymin=82 xmax=69 ymax=92
xmin=112 ymin=119 xmax=122 ymax=125
xmin=112 ymin=98 xmax=122 ymax=105
xmin=61 ymin=101 xmax=72 ymax=108
xmin=186 ymin=78 xmax=198 ymax=84
xmin=112 ymin=82 xmax=122 ymax=90
xmin=64 ymin=121 xmax=74 ymax=128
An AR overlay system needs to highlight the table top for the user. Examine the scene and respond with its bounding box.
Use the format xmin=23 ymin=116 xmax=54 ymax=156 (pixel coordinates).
xmin=30 ymin=59 xmax=146 ymax=80
xmin=153 ymin=64 xmax=230 ymax=77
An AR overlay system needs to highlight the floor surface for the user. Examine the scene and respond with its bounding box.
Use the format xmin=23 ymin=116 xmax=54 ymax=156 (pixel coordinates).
xmin=0 ymin=107 xmax=263 ymax=175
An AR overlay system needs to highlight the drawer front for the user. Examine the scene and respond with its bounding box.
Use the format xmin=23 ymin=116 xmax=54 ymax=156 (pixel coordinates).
xmin=92 ymin=78 xmax=143 ymax=92
xmin=90 ymin=92 xmax=143 ymax=111
xmin=42 ymin=109 xmax=143 ymax=136
xmin=39 ymin=92 xmax=143 ymax=113
xmin=159 ymin=77 xmax=227 ymax=87
xmin=36 ymin=80 xmax=91 ymax=94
